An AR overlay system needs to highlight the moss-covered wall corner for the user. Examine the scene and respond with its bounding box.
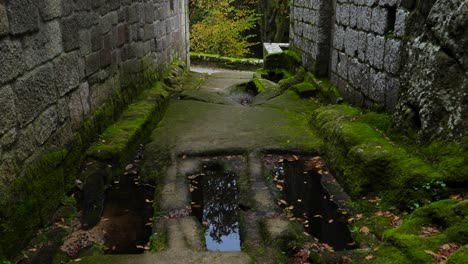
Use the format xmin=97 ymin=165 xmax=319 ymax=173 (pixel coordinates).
xmin=0 ymin=58 xmax=184 ymax=260
xmin=309 ymin=104 xmax=467 ymax=209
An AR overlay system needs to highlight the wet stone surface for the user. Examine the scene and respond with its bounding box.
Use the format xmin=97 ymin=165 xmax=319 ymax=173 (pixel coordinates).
xmin=265 ymin=154 xmax=355 ymax=251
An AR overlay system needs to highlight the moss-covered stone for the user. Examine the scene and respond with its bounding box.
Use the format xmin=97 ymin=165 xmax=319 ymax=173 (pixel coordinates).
xmin=190 ymin=52 xmax=263 ymax=71
xmin=0 ymin=58 xmax=182 ymax=260
xmin=447 ymin=245 xmax=468 ymax=264
xmin=310 ymin=104 xmax=453 ymax=208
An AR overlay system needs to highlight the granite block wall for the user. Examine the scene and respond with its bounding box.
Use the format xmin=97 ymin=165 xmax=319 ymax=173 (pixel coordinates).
xmin=291 ymin=0 xmax=466 ymax=140
xmin=0 ymin=0 xmax=189 ymax=199
xmin=0 ymin=0 xmax=188 ymax=185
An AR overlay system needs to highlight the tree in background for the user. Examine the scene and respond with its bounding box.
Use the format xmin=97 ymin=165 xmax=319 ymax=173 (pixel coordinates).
xmin=257 ymin=0 xmax=290 ymax=43
xmin=189 ymin=0 xmax=259 ymax=58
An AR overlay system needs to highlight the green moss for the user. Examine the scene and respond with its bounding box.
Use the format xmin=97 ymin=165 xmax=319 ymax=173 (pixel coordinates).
xmin=447 ymin=245 xmax=468 ymax=264
xmin=190 ymin=52 xmax=263 ymax=71
xmin=263 ymin=50 xmax=301 ymax=75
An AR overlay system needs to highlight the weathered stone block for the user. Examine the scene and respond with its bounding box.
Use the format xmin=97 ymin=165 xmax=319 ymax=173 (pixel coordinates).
xmin=100 ymin=33 xmax=112 ymax=68
xmin=394 ymin=9 xmax=408 ymax=37
xmin=36 ymin=0 xmax=61 ymax=21
xmin=90 ymin=26 xmax=103 ymax=51
xmin=368 ymin=69 xmax=386 ymax=103
xmin=14 ymin=64 xmax=57 ymax=126
xmin=367 ymin=34 xmax=385 ymax=69
xmin=100 ymin=11 xmax=118 ymax=34
xmin=339 ymin=4 xmax=350 ymax=26
xmin=0 ymin=85 xmax=17 ymax=135
xmin=85 ymin=52 xmax=100 ymax=76
xmin=33 ymin=106 xmax=58 ymax=145
xmin=337 ymin=52 xmax=349 ymax=80
xmin=0 ymin=127 xmax=18 ymax=150
xmin=61 ymin=16 xmax=81 ymax=51
xmin=330 ymin=49 xmax=339 ymax=73
xmin=6 ymin=0 xmax=39 ymax=35
xmin=68 ymin=86 xmax=84 ymax=130
xmin=144 ymin=23 xmax=155 ymax=40
xmin=61 ymin=0 xmax=74 ymax=17
xmin=23 ymin=20 xmax=63 ymax=69
xmin=357 ymin=31 xmax=367 ymax=62
xmin=379 ymin=0 xmax=400 ymax=7
xmin=356 ymin=6 xmax=372 ymax=31
xmin=0 ymin=0 xmax=8 ymax=36
xmin=117 ymin=24 xmax=129 ymax=47
xmin=16 ymin=124 xmax=37 ymax=161
xmin=344 ymin=28 xmax=359 ymax=57
xmin=366 ymin=0 xmax=379 ymax=6
xmin=371 ymin=7 xmax=389 ymax=34
xmin=56 ymin=98 xmax=69 ymax=124
xmin=384 ymin=39 xmax=401 ymax=74
xmin=0 ymin=39 xmax=25 ymax=84
xmin=349 ymin=5 xmax=358 ymax=28
xmin=53 ymin=51 xmax=81 ymax=96
xmin=80 ymin=29 xmax=92 ymax=56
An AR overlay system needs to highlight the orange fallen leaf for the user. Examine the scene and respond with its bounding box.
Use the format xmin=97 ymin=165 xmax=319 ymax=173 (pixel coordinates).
xmin=292 ymin=155 xmax=300 ymax=160
xmin=364 ymin=255 xmax=374 ymax=261
xmin=360 ymin=226 xmax=370 ymax=235
xmin=276 ymin=184 xmax=283 ymax=191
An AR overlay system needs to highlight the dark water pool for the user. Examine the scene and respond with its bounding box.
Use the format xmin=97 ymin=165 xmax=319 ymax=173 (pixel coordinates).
xmin=189 ymin=162 xmax=241 ymax=251
xmin=271 ymin=157 xmax=355 ymax=251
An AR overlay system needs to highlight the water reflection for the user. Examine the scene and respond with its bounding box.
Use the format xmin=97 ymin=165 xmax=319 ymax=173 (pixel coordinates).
xmin=190 ymin=162 xmax=241 ymax=251
xmin=273 ymin=159 xmax=355 ymax=251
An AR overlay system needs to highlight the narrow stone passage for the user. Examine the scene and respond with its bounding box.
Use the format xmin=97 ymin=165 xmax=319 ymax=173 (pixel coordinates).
xmin=78 ymin=67 xmax=325 ymax=263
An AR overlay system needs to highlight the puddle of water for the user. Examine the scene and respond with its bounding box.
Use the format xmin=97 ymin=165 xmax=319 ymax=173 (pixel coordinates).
xmin=268 ymin=155 xmax=355 ymax=251
xmin=189 ymin=162 xmax=241 ymax=252
xmin=100 ymin=151 xmax=154 ymax=254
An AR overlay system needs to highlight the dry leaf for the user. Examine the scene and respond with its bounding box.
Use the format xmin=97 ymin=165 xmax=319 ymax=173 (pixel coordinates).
xmin=278 ymin=199 xmax=288 ymax=205
xmin=292 ymin=155 xmax=300 ymax=160
xmin=364 ymin=255 xmax=374 ymax=261
xmin=125 ymin=164 xmax=134 ymax=170
xmin=328 ymin=219 xmax=334 ymax=224
xmin=360 ymin=226 xmax=370 ymax=235
xmin=73 ymin=259 xmax=82 ymax=262
xmin=276 ymin=184 xmax=283 ymax=191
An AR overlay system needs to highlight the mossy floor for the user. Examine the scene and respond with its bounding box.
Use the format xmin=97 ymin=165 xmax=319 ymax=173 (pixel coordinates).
xmin=26 ymin=66 xmax=466 ymax=264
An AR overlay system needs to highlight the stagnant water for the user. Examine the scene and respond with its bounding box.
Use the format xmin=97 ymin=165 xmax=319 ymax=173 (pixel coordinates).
xmin=189 ymin=162 xmax=241 ymax=251
xmin=100 ymin=152 xmax=154 ymax=254
xmin=271 ymin=157 xmax=355 ymax=251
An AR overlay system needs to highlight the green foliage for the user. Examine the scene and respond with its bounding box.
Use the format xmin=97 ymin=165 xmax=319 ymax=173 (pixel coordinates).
xmin=190 ymin=0 xmax=259 ymax=58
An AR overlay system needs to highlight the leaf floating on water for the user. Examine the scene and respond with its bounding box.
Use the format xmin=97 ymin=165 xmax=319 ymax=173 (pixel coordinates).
xmin=125 ymin=164 xmax=134 ymax=170
xmin=313 ymin=214 xmax=323 ymax=218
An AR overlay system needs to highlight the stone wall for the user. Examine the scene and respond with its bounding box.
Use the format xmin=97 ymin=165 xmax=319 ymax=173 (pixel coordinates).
xmin=0 ymin=0 xmax=189 ymax=255
xmin=0 ymin=0 xmax=189 ymax=187
xmin=290 ymin=0 xmax=467 ymax=140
